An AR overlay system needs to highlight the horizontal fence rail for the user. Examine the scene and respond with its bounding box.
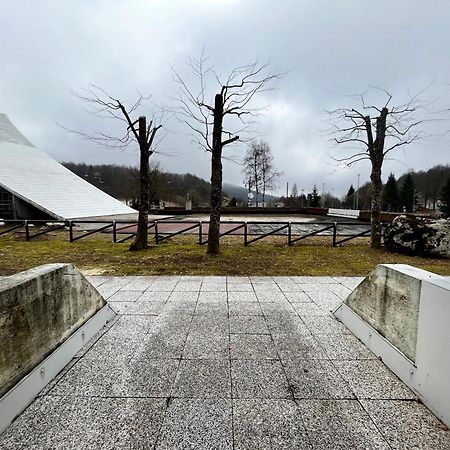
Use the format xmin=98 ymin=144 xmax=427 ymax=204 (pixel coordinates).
xmin=0 ymin=219 xmax=379 ymax=247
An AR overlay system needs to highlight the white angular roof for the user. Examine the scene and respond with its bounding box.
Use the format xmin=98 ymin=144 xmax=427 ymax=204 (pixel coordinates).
xmin=0 ymin=114 xmax=136 ymax=220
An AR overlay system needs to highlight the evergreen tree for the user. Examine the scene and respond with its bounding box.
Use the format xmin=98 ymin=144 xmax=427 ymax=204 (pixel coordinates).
xmin=346 ymin=185 xmax=355 ymax=208
xmin=399 ymin=173 xmax=416 ymax=213
xmin=308 ymin=185 xmax=321 ymax=207
xmin=439 ymin=175 xmax=450 ymax=218
xmin=382 ymin=173 xmax=399 ymax=211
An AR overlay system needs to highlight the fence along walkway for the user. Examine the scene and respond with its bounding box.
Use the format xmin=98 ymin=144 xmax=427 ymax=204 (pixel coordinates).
xmin=0 ymin=219 xmax=376 ymax=247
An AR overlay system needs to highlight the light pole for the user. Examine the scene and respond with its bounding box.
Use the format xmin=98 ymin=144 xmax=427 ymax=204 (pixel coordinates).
xmin=356 ymin=174 xmax=360 ymax=210
xmin=322 ymin=183 xmax=326 ymax=208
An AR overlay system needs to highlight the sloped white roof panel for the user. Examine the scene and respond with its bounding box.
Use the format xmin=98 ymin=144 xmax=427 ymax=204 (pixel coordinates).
xmin=0 ymin=114 xmax=136 ymax=220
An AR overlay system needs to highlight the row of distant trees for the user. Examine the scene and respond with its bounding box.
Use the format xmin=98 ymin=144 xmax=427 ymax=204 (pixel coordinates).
xmin=343 ymin=165 xmax=450 ymax=217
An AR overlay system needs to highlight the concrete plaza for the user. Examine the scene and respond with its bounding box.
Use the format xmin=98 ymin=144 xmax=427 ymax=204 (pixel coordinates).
xmin=1 ymin=275 xmax=449 ymax=449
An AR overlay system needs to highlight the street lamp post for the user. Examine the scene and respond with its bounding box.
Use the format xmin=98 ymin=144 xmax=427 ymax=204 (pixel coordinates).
xmin=356 ymin=174 xmax=360 ymax=210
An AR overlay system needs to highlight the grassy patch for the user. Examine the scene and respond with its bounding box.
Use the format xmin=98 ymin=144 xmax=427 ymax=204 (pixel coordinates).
xmin=1 ymin=232 xmax=449 ymax=277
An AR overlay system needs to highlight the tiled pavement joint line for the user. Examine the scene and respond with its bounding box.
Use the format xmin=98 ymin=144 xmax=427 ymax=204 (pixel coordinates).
xmin=152 ymin=279 xmax=202 ymax=450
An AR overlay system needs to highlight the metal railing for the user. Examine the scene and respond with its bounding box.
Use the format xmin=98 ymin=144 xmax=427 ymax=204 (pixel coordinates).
xmin=0 ymin=218 xmax=378 ymax=246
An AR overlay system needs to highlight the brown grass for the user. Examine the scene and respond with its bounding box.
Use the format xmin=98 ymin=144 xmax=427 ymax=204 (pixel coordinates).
xmin=1 ymin=231 xmax=449 ymax=277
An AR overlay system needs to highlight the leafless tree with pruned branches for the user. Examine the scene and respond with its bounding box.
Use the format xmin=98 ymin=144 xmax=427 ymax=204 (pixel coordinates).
xmin=172 ymin=52 xmax=282 ymax=254
xmin=66 ymin=85 xmax=163 ymax=250
xmin=327 ymin=87 xmax=427 ymax=248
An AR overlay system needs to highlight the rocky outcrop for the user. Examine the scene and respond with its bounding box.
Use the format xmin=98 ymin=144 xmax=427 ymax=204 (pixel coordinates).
xmin=384 ymin=215 xmax=450 ymax=258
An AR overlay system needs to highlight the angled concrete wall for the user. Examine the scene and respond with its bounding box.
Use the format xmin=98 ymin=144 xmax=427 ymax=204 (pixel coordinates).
xmin=335 ymin=264 xmax=450 ymax=427
xmin=0 ymin=264 xmax=106 ymax=397
xmin=344 ymin=264 xmax=422 ymax=361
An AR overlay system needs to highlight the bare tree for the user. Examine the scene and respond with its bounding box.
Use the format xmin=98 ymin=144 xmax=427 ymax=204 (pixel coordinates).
xmin=328 ymin=87 xmax=426 ymax=248
xmin=259 ymin=141 xmax=280 ymax=204
xmin=67 ymin=85 xmax=163 ymax=251
xmin=243 ymin=141 xmax=263 ymax=207
xmin=173 ymin=52 xmax=281 ymax=254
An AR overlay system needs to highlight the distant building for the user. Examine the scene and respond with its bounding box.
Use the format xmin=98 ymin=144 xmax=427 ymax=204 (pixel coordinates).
xmin=0 ymin=114 xmax=136 ymax=220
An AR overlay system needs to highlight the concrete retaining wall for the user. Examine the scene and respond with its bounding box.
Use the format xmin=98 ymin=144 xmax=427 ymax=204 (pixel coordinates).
xmin=0 ymin=263 xmax=106 ymax=397
xmin=335 ymin=264 xmax=450 ymax=427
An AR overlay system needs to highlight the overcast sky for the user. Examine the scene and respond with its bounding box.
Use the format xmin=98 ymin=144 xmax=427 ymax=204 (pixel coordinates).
xmin=2 ymin=0 xmax=450 ymax=197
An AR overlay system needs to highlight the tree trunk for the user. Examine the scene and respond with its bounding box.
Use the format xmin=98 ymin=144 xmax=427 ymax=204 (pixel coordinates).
xmin=130 ymin=117 xmax=149 ymax=251
xmin=207 ymin=94 xmax=224 ymax=255
xmin=370 ymin=165 xmax=382 ymax=249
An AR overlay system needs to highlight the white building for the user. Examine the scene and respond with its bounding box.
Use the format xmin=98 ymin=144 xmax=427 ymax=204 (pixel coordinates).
xmin=0 ymin=114 xmax=136 ymax=220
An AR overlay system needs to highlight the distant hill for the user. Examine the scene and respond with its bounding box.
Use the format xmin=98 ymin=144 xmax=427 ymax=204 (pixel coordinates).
xmin=62 ymin=162 xmax=280 ymax=207
xmin=222 ymin=182 xmax=280 ymax=205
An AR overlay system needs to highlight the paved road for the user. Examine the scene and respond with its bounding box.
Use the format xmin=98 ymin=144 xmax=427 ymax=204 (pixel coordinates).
xmin=1 ymin=276 xmax=449 ymax=449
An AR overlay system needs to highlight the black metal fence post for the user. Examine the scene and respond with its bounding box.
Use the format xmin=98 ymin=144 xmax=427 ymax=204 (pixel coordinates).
xmin=198 ymin=221 xmax=202 ymax=245
xmin=25 ymin=220 xmax=29 ymax=241
xmin=154 ymin=221 xmax=158 ymax=244
xmin=288 ymin=222 xmax=292 ymax=246
xmin=69 ymin=220 xmax=73 ymax=242
xmin=332 ymin=222 xmax=337 ymax=247
xmin=244 ymin=221 xmax=248 ymax=246
xmin=112 ymin=221 xmax=117 ymax=243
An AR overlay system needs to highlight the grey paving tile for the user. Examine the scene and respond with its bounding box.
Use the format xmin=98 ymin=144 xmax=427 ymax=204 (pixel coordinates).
xmin=119 ymin=276 xmax=154 ymax=291
xmin=172 ymin=360 xmax=231 ymax=398
xmin=300 ymin=283 xmax=341 ymax=292
xmin=122 ymin=300 xmax=166 ymax=315
xmin=108 ymin=290 xmax=143 ymax=302
xmin=146 ymin=281 xmax=178 ymax=291
xmin=107 ymin=300 xmax=135 ymax=314
xmin=85 ymin=275 xmax=111 ymax=288
xmin=231 ymin=359 xmax=292 ymax=399
xmin=334 ymin=360 xmax=416 ymax=400
xmin=250 ymin=276 xmax=274 ymax=283
xmin=255 ymin=291 xmax=287 ymax=302
xmin=252 ymin=283 xmax=281 ymax=293
xmin=230 ymin=334 xmax=278 ymax=359
xmin=227 ymin=283 xmax=254 ymax=292
xmin=284 ymin=292 xmax=313 ymax=302
xmin=227 ymin=291 xmax=258 ymax=302
xmin=200 ymin=282 xmax=227 ymax=292
xmin=183 ymin=332 xmax=229 ymax=359
xmin=293 ymin=276 xmax=338 ymax=284
xmin=292 ymin=302 xmax=326 ymax=317
xmin=283 ymin=359 xmax=355 ymax=400
xmin=361 ymin=399 xmax=450 ymax=450
xmin=228 ymin=301 xmax=263 ymax=316
xmin=273 ymin=333 xmax=328 ymax=360
xmin=174 ymin=280 xmax=202 ymax=291
xmin=161 ymin=300 xmax=197 ymax=314
xmin=332 ymin=276 xmax=365 ymax=290
xmin=96 ymin=278 xmax=130 ymax=299
xmin=233 ymin=399 xmax=311 ymax=450
xmin=0 ymin=396 xmax=167 ymax=450
xmin=190 ymin=314 xmax=229 ymax=333
xmin=302 ymin=315 xmax=351 ymax=334
xmin=266 ymin=315 xmax=311 ymax=336
xmin=230 ymin=315 xmax=269 ymax=334
xmin=315 ymin=333 xmax=375 ymax=360
xmin=306 ymin=431 xmax=390 ymax=449
xmin=198 ymin=291 xmax=228 ymax=302
xmin=260 ymin=301 xmax=297 ymax=315
xmin=168 ymin=291 xmax=199 ymax=302
xmin=276 ymin=283 xmax=305 ymax=292
xmin=195 ymin=300 xmax=229 ymax=315
xmin=155 ymin=399 xmax=232 ymax=450
xmin=109 ymin=314 xmax=157 ymax=336
xmin=136 ymin=330 xmax=188 ymax=359
xmin=227 ymin=276 xmax=251 ymax=283
xmin=330 ymin=284 xmax=353 ymax=300
xmin=51 ymin=356 xmax=179 ymax=397
xmin=138 ymin=291 xmax=172 ymax=302
xmin=297 ymin=399 xmax=383 ymax=434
